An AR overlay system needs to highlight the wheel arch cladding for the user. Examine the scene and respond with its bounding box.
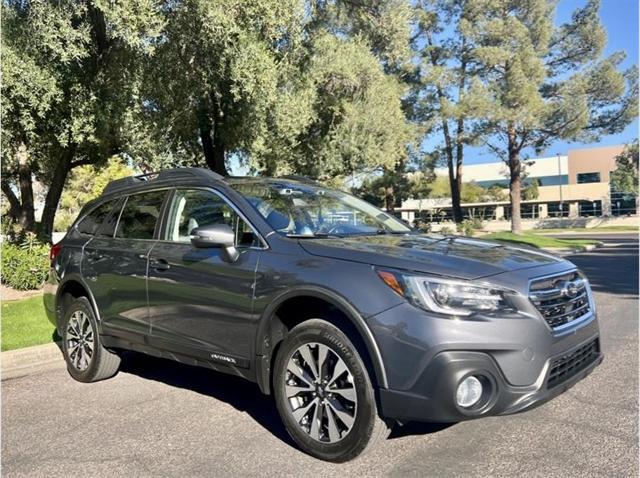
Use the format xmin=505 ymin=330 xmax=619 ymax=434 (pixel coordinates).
xmin=57 ymin=277 xmax=100 ymax=324
xmin=255 ymin=289 xmax=389 ymax=394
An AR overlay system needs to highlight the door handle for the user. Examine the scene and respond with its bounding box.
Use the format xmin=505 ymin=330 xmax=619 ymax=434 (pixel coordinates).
xmin=150 ymin=257 xmax=170 ymax=272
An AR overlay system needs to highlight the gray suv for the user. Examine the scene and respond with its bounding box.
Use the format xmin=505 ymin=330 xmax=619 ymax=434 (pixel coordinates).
xmin=45 ymin=168 xmax=602 ymax=462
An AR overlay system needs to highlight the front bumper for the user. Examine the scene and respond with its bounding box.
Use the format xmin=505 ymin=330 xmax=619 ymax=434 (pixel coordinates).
xmin=378 ymin=335 xmax=603 ymax=423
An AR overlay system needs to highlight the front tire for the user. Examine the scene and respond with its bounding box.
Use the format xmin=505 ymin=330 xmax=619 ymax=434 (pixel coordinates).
xmin=62 ymin=297 xmax=120 ymax=382
xmin=273 ymin=319 xmax=390 ymax=462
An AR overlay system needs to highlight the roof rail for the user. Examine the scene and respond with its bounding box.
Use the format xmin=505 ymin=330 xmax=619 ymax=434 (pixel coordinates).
xmin=102 ymin=167 xmax=225 ymax=196
xmin=278 ymin=174 xmax=319 ymax=184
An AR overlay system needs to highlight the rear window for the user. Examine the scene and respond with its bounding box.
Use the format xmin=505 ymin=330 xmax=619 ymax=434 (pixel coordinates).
xmin=115 ymin=191 xmax=167 ymax=240
xmin=76 ymin=200 xmax=118 ymax=236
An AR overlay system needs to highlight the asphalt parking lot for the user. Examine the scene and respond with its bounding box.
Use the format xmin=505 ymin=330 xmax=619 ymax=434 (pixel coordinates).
xmin=2 ymin=234 xmax=638 ymax=477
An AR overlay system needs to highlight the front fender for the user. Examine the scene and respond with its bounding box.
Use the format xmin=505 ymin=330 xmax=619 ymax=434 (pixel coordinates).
xmin=253 ymin=285 xmax=389 ymax=394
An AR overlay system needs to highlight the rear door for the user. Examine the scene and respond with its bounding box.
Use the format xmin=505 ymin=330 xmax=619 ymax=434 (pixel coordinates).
xmin=146 ymin=188 xmax=264 ymax=367
xmin=83 ymin=189 xmax=169 ymax=343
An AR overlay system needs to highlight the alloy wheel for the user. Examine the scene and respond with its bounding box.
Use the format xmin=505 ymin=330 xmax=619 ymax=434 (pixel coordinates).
xmin=285 ymin=342 xmax=358 ymax=443
xmin=66 ymin=310 xmax=94 ymax=371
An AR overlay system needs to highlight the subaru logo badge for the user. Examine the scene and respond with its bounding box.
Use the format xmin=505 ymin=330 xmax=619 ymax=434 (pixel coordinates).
xmin=563 ymin=281 xmax=580 ymax=298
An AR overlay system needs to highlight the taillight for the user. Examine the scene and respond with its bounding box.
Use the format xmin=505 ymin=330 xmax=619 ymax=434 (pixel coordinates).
xmin=50 ymin=243 xmax=63 ymax=264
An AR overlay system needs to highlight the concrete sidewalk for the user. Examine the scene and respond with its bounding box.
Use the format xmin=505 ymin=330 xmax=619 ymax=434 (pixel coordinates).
xmin=1 ymin=342 xmax=65 ymax=380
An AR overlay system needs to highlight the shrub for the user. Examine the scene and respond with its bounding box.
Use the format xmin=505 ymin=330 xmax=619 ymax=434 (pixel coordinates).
xmin=414 ymin=220 xmax=432 ymax=233
xmin=438 ymin=225 xmax=454 ymax=235
xmin=457 ymin=218 xmax=483 ymax=237
xmin=1 ymin=242 xmax=50 ymax=290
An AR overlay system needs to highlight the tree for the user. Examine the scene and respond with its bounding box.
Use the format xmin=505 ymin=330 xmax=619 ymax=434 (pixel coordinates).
xmin=54 ymin=159 xmax=135 ymax=232
xmin=463 ymin=0 xmax=638 ymax=233
xmin=460 ymin=181 xmax=485 ymax=203
xmin=485 ymin=184 xmax=508 ymax=201
xmin=141 ymin=1 xmax=416 ymax=180
xmin=409 ymin=0 xmax=487 ymax=224
xmin=354 ymin=155 xmax=436 ymax=211
xmin=137 ymin=0 xmax=306 ymax=176
xmin=610 ymin=141 xmax=639 ymax=195
xmin=521 ymin=178 xmax=540 ymax=201
xmin=1 ymin=0 xmax=162 ymax=240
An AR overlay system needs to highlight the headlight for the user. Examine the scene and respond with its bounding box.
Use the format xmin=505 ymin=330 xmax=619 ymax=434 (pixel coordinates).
xmin=376 ymin=269 xmax=515 ymax=317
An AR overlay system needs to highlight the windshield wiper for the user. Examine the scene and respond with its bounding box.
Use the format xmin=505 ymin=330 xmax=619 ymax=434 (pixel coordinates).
xmin=285 ymin=232 xmax=343 ymax=239
xmin=368 ymin=229 xmax=410 ymax=235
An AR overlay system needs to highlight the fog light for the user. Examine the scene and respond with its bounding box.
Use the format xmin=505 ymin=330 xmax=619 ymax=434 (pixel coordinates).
xmin=456 ymin=376 xmax=483 ymax=408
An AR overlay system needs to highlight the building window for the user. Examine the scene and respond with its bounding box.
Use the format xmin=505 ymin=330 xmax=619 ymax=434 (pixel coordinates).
xmin=547 ymin=202 xmax=569 ymax=218
xmin=610 ymin=180 xmax=637 ymax=216
xmin=535 ymin=175 xmax=569 ymax=186
xmin=578 ymin=200 xmax=602 ymax=217
xmin=576 ymin=172 xmax=601 ymax=184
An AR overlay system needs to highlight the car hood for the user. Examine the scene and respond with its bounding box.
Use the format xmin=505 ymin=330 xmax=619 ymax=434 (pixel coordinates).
xmin=298 ymin=233 xmax=564 ymax=280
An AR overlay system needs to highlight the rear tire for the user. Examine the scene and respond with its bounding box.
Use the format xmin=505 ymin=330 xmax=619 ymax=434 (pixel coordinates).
xmin=273 ymin=319 xmax=390 ymax=462
xmin=62 ymin=297 xmax=120 ymax=383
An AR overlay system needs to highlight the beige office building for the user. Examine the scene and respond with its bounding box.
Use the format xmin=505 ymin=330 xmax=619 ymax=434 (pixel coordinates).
xmin=400 ymin=144 xmax=637 ymax=223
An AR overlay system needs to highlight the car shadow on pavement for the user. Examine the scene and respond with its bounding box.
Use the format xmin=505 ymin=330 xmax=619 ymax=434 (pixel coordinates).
xmin=118 ymin=351 xmax=454 ymax=445
xmin=389 ymin=421 xmax=454 ymax=439
xmin=118 ymin=351 xmax=296 ymax=448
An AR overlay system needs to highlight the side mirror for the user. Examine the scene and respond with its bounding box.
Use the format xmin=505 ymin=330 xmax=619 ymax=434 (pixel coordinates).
xmin=190 ymin=224 xmax=239 ymax=262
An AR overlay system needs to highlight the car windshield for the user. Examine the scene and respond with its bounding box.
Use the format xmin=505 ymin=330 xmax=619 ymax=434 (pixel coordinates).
xmin=230 ymin=179 xmax=412 ymax=237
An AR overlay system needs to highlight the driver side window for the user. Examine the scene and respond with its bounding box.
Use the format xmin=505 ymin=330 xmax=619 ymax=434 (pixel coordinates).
xmin=164 ymin=189 xmax=260 ymax=247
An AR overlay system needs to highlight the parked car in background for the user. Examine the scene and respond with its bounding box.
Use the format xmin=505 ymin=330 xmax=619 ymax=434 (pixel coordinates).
xmin=45 ymin=168 xmax=603 ymax=462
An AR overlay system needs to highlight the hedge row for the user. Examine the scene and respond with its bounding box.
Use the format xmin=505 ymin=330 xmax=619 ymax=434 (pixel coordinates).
xmin=1 ymin=243 xmax=50 ymax=290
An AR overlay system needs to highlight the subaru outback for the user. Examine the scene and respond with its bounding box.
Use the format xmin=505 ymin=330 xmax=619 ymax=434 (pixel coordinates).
xmin=44 ymin=167 xmax=603 ymax=462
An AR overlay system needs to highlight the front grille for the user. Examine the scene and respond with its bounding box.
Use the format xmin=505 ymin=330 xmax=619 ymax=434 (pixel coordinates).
xmin=529 ymin=271 xmax=592 ymax=329
xmin=547 ymin=338 xmax=599 ymax=389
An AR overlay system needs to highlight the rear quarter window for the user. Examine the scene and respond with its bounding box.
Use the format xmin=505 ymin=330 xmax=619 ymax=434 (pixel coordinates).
xmin=76 ymin=200 xmax=119 ymax=236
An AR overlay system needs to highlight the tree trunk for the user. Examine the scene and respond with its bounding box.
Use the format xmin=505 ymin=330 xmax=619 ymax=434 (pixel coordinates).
xmin=450 ymin=160 xmax=463 ymax=223
xmin=212 ymin=122 xmax=227 ymax=176
xmin=1 ymin=179 xmax=22 ymax=222
xmin=16 ymin=142 xmax=36 ymax=231
xmin=427 ymin=33 xmax=464 ymax=224
xmin=40 ymin=153 xmax=72 ymax=242
xmin=441 ymin=121 xmax=463 ymax=223
xmin=384 ymin=186 xmax=395 ymax=213
xmin=507 ymin=127 xmax=522 ymax=234
xmin=452 ymin=39 xmax=468 ymax=224
xmin=199 ymin=96 xmax=228 ymax=176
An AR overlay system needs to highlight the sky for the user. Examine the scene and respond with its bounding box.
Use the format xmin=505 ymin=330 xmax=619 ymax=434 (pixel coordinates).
xmin=461 ymin=0 xmax=639 ymax=165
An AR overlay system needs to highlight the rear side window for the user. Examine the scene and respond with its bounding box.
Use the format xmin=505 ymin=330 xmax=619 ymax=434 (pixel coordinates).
xmin=115 ymin=191 xmax=167 ymax=240
xmin=76 ymin=200 xmax=118 ymax=236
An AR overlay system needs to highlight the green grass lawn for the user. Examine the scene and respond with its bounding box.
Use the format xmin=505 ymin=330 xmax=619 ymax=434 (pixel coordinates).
xmin=481 ymin=232 xmax=600 ymax=249
xmin=530 ymin=225 xmax=638 ymax=234
xmin=1 ymin=296 xmax=58 ymax=352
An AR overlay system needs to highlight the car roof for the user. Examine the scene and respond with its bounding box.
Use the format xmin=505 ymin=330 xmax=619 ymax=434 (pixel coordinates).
xmin=101 ymin=168 xmax=320 ymax=199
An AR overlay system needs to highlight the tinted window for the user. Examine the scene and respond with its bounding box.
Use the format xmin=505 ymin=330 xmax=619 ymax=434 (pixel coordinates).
xmin=577 ymin=172 xmax=601 ymax=184
xmin=115 ymin=191 xmax=166 ymax=240
xmin=165 ymin=189 xmax=259 ymax=247
xmin=76 ymin=200 xmax=117 ymax=236
xmin=97 ymin=200 xmax=123 ymax=238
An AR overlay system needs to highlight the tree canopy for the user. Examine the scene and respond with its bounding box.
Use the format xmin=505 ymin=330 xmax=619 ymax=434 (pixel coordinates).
xmin=1 ymin=0 xmax=636 ymax=240
xmin=610 ymin=141 xmax=639 ymax=195
xmin=1 ymin=0 xmax=162 ymax=238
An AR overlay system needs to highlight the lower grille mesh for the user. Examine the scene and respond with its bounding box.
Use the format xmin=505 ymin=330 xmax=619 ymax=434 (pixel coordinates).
xmin=547 ymin=338 xmax=599 ymax=389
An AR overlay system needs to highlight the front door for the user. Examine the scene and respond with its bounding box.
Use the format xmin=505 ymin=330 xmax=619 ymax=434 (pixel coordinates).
xmin=146 ymin=188 xmax=263 ymax=367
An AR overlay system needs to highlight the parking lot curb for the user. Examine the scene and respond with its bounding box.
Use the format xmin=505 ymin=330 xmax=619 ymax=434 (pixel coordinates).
xmin=1 ymin=342 xmax=65 ymax=381
xmin=543 ymin=241 xmax=604 ymax=256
